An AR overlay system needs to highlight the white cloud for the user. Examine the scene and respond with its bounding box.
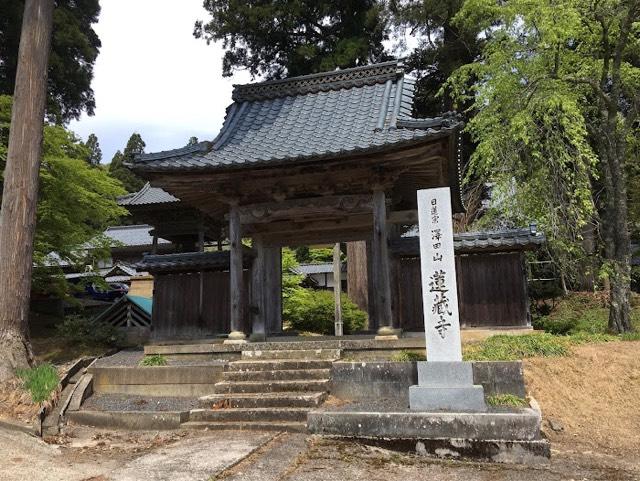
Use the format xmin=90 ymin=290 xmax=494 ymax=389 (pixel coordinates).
xmin=69 ymin=0 xmax=251 ymax=163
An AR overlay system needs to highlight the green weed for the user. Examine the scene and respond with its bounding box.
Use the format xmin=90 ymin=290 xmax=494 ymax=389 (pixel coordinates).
xmin=17 ymin=363 xmax=59 ymax=403
xmin=390 ymin=350 xmax=426 ymax=362
xmin=140 ymin=354 xmax=167 ymax=366
xmin=486 ymin=394 xmax=528 ymax=407
xmin=463 ymin=333 xmax=569 ymax=361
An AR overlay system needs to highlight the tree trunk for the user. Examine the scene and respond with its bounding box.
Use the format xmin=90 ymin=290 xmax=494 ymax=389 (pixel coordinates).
xmin=0 ymin=0 xmax=54 ymax=382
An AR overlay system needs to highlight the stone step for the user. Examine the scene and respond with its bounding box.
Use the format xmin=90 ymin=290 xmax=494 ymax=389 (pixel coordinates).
xmin=213 ymin=379 xmax=329 ymax=394
xmin=223 ymin=368 xmax=331 ymax=382
xmin=181 ymin=420 xmax=307 ymax=433
xmin=189 ymin=407 xmax=308 ymax=423
xmin=199 ymin=391 xmax=327 ymax=409
xmin=241 ymin=349 xmax=341 ymax=361
xmin=228 ymin=359 xmax=334 ymax=372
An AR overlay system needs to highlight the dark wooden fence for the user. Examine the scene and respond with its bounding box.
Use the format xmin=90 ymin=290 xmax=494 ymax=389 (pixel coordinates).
xmin=152 ymin=270 xmax=250 ymax=340
xmin=392 ymin=252 xmax=530 ymax=330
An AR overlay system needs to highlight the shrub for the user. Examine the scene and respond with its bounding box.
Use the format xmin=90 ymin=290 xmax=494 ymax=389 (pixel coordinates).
xmin=284 ymin=287 xmax=367 ymax=335
xmin=56 ymin=315 xmax=123 ymax=347
xmin=17 ymin=364 xmax=59 ymax=403
xmin=532 ymin=317 xmax=577 ymax=335
xmin=464 ymin=334 xmax=569 ymax=361
xmin=140 ymin=354 xmax=167 ymax=366
xmin=486 ymin=394 xmax=528 ymax=407
xmin=390 ymin=350 xmax=426 ymax=362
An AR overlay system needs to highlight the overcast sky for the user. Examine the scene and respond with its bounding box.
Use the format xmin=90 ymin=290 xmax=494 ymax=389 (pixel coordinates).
xmin=69 ymin=0 xmax=252 ymax=163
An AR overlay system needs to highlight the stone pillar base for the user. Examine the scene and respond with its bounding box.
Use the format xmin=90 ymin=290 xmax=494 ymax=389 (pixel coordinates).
xmin=409 ymin=361 xmax=487 ymax=412
xmin=224 ymin=331 xmax=247 ymax=344
xmin=374 ymin=326 xmax=401 ymax=340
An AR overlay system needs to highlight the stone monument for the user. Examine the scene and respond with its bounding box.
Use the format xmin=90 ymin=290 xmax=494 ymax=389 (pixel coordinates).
xmin=409 ymin=187 xmax=487 ymax=412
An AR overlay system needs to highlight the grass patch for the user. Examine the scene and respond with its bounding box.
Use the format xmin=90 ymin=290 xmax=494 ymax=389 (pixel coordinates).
xmin=140 ymin=354 xmax=167 ymax=366
xmin=464 ymin=333 xmax=570 ymax=361
xmin=17 ymin=363 xmax=59 ymax=403
xmin=390 ymin=350 xmax=426 ymax=362
xmin=620 ymin=331 xmax=640 ymax=341
xmin=486 ymin=394 xmax=528 ymax=407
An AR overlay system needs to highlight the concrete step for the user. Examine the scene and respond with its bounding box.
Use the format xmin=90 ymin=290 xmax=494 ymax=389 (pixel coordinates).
xmin=189 ymin=407 xmax=308 ymax=423
xmin=199 ymin=391 xmax=327 ymax=409
xmin=213 ymin=379 xmax=329 ymax=394
xmin=241 ymin=349 xmax=341 ymax=360
xmin=228 ymin=359 xmax=333 ymax=372
xmin=223 ymin=368 xmax=331 ymax=382
xmin=181 ymin=420 xmax=307 ymax=433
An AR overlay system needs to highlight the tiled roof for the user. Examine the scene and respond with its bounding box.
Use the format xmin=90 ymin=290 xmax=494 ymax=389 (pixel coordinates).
xmin=138 ymin=250 xmax=254 ymax=273
xmin=294 ymin=263 xmax=346 ymax=275
xmin=390 ymin=226 xmax=546 ymax=256
xmin=130 ymin=61 xmax=461 ymax=172
xmin=117 ymin=183 xmax=179 ymax=206
xmin=104 ymin=225 xmax=171 ymax=248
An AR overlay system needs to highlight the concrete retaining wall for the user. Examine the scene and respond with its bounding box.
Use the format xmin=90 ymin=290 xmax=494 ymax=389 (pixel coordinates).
xmin=89 ymin=365 xmax=226 ymax=397
xmin=330 ymin=361 xmax=525 ymax=403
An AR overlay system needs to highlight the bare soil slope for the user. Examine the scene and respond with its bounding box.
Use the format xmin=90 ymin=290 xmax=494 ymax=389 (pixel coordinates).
xmin=525 ymin=341 xmax=640 ymax=458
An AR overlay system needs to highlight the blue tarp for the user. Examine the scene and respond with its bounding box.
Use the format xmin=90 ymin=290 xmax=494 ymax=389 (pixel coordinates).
xmin=126 ymin=295 xmax=152 ymax=315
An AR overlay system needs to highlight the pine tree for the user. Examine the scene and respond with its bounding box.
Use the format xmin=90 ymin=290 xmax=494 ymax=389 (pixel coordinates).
xmin=84 ymin=133 xmax=101 ymax=166
xmin=108 ymin=133 xmax=146 ymax=193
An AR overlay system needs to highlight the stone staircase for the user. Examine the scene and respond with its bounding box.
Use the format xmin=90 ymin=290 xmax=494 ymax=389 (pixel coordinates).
xmin=182 ymin=348 xmax=339 ymax=432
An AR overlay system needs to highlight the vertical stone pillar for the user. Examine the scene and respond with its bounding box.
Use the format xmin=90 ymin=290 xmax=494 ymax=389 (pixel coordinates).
xmin=371 ymin=189 xmax=395 ymax=338
xmin=226 ymin=203 xmax=246 ymax=343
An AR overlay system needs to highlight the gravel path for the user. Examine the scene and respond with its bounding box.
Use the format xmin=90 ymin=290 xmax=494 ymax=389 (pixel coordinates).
xmin=82 ymin=394 xmax=199 ymax=412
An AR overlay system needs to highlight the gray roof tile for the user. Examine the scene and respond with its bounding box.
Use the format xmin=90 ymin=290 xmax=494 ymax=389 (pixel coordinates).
xmin=131 ymin=61 xmax=460 ymax=172
xmin=117 ymin=183 xmax=179 ymax=206
xmin=105 ymin=225 xmax=171 ymax=248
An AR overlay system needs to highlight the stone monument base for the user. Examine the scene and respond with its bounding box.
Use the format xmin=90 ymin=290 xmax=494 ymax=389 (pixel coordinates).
xmin=409 ymin=361 xmax=487 ymax=412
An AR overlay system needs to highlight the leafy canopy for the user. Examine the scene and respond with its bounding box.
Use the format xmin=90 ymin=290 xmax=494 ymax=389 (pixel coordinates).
xmin=194 ymin=0 xmax=390 ymax=79
xmin=0 ymin=95 xmax=127 ymax=294
xmin=445 ymin=0 xmax=640 ymax=276
xmin=0 ymin=0 xmax=101 ymax=123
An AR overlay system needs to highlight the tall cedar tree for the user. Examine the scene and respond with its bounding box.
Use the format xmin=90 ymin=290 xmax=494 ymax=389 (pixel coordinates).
xmin=0 ymin=0 xmax=54 ymax=381
xmin=0 ymin=0 xmax=100 ymax=124
xmin=84 ymin=133 xmax=101 ymax=166
xmin=389 ymin=0 xmax=481 ymax=117
xmin=108 ymin=133 xmax=146 ymax=193
xmin=447 ymin=0 xmax=639 ymax=332
xmin=194 ymin=0 xmax=390 ymax=79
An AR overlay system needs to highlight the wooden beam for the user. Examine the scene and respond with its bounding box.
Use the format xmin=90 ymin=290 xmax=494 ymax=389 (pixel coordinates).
xmin=235 ymin=195 xmax=374 ymax=224
xmin=245 ymin=214 xmax=373 ymax=236
xmin=229 ymin=204 xmax=244 ymax=334
xmin=388 ymin=209 xmax=419 ymax=225
xmin=371 ymin=189 xmax=393 ymax=330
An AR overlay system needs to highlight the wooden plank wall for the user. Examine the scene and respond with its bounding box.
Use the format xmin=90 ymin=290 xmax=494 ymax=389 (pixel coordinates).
xmin=393 ymin=252 xmax=530 ymax=330
xmin=152 ymin=270 xmax=250 ymax=339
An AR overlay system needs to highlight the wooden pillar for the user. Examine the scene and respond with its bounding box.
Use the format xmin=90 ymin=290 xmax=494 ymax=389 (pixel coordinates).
xmin=333 ymin=243 xmax=343 ymax=336
xmin=347 ymin=241 xmax=368 ymax=312
xmin=151 ymin=234 xmax=158 ymax=254
xmin=251 ymin=236 xmax=266 ymax=340
xmin=371 ymin=189 xmax=393 ymax=333
xmin=263 ymin=246 xmax=282 ymax=334
xmin=228 ymin=204 xmax=245 ymax=340
xmin=366 ymin=240 xmax=378 ymax=331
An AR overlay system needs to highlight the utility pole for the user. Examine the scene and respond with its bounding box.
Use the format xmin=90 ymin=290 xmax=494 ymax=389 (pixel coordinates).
xmin=333 ymin=243 xmax=343 ymax=336
xmin=0 ymin=0 xmax=55 ymax=381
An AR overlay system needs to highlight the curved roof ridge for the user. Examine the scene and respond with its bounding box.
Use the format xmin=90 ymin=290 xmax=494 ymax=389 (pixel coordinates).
xmin=133 ymin=141 xmax=211 ymax=163
xmin=232 ymin=60 xmax=404 ymax=102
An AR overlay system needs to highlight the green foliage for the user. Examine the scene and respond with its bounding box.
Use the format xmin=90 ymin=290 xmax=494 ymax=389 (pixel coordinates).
xmin=389 ymin=0 xmax=481 ymax=117
xmin=195 ymin=0 xmax=389 ymax=79
xmin=108 ymin=133 xmax=147 ymax=193
xmin=621 ymin=331 xmax=640 ymax=342
xmin=17 ymin=364 xmax=59 ymax=403
xmin=0 ymin=0 xmax=101 ymax=123
xmin=464 ymin=334 xmax=569 ymax=361
xmin=0 ymin=96 xmax=127 ymax=295
xmin=390 ymin=350 xmax=426 ymax=362
xmin=284 ymin=288 xmax=367 ymax=335
xmin=140 ymin=354 xmax=168 ymax=367
xmin=486 ymin=394 xmax=528 ymax=408
xmin=56 ymin=315 xmax=123 ymax=347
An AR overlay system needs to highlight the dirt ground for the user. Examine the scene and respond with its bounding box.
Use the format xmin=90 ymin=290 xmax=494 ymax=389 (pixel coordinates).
xmin=524 ymin=340 xmax=640 ymax=462
xmin=1 ymin=341 xmax=639 ymax=481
